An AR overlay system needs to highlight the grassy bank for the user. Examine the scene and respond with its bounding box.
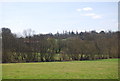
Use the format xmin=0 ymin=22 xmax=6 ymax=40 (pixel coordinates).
xmin=2 ymin=59 xmax=119 ymax=79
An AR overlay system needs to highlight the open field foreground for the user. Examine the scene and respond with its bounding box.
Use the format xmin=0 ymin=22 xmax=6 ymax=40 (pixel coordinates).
xmin=2 ymin=59 xmax=119 ymax=79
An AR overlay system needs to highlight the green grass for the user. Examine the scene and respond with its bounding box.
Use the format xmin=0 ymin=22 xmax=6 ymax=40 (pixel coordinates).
xmin=2 ymin=59 xmax=119 ymax=79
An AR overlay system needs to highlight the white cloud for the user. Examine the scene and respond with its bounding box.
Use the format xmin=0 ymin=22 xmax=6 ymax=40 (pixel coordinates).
xmin=76 ymin=7 xmax=93 ymax=12
xmin=76 ymin=7 xmax=102 ymax=19
xmin=83 ymin=7 xmax=93 ymax=11
xmin=92 ymin=15 xmax=102 ymax=19
xmin=84 ymin=13 xmax=102 ymax=19
xmin=76 ymin=8 xmax=82 ymax=12
xmin=84 ymin=13 xmax=96 ymax=16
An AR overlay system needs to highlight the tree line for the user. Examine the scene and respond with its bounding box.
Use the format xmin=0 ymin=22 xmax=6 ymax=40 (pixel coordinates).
xmin=1 ymin=27 xmax=119 ymax=63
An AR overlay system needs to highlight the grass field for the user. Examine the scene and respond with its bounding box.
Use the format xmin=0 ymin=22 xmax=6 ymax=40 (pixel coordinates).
xmin=2 ymin=59 xmax=119 ymax=79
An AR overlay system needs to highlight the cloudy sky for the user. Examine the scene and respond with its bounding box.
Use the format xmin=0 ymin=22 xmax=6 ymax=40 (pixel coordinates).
xmin=0 ymin=2 xmax=118 ymax=34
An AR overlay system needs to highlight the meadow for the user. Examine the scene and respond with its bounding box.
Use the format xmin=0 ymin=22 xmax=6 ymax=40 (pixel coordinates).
xmin=2 ymin=59 xmax=118 ymax=79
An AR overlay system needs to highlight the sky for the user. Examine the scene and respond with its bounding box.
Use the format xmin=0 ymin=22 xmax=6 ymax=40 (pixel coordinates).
xmin=0 ymin=2 xmax=118 ymax=35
